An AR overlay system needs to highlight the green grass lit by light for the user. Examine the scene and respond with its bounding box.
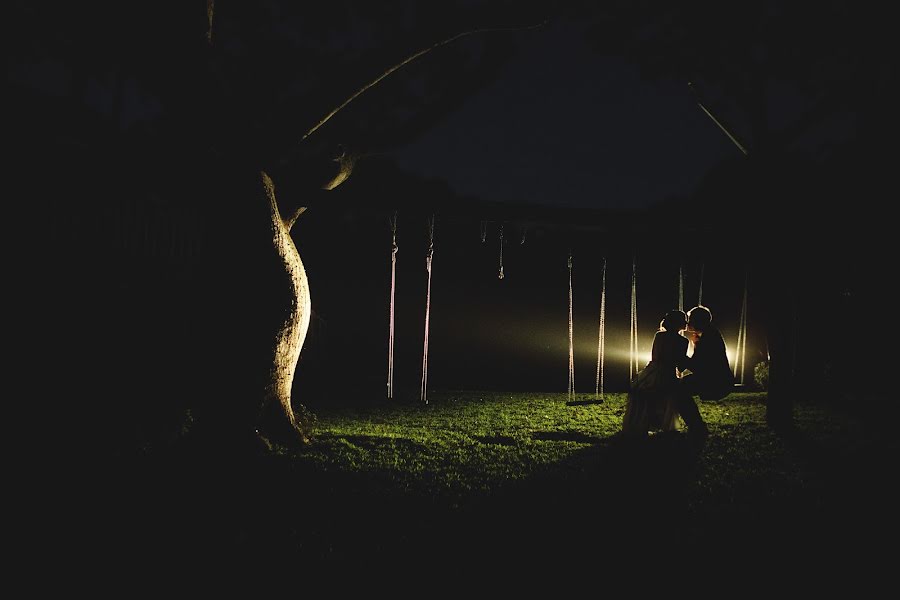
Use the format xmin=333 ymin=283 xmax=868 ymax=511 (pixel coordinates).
xmin=286 ymin=389 xmax=897 ymax=521
xmin=289 ymin=390 xmax=824 ymax=506
xmin=298 ymin=392 xmax=630 ymax=497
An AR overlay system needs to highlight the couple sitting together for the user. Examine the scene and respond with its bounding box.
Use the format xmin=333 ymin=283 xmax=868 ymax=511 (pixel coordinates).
xmin=622 ymin=305 xmax=733 ymax=440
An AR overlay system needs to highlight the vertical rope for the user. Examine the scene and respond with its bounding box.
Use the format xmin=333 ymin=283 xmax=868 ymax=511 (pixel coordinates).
xmin=421 ymin=215 xmax=435 ymax=404
xmin=678 ymin=260 xmax=684 ymax=312
xmin=595 ymin=257 xmax=607 ymax=400
xmin=734 ymin=269 xmax=749 ymax=384
xmin=740 ymin=287 xmax=748 ymax=384
xmin=630 ymin=254 xmax=639 ymax=380
xmin=498 ymin=223 xmax=505 ymax=279
xmin=387 ymin=212 xmax=398 ymax=399
xmin=567 ymin=252 xmax=575 ymax=401
xmin=480 ymin=220 xmax=487 ymax=243
xmin=791 ymin=287 xmax=798 ymax=379
xmin=698 ymin=263 xmax=705 ymax=307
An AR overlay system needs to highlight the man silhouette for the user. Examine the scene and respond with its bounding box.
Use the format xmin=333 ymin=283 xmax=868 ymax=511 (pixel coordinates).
xmin=676 ymin=305 xmax=734 ymax=438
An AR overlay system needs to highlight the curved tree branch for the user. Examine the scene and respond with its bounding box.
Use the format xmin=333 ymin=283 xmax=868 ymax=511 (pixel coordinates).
xmin=688 ymin=81 xmax=749 ymax=156
xmin=301 ymin=19 xmax=549 ymax=141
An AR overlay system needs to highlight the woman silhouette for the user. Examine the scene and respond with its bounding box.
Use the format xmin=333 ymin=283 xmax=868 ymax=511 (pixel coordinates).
xmin=622 ymin=309 xmax=689 ymax=436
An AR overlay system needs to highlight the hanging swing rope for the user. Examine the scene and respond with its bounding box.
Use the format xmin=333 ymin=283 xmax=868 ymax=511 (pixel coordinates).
xmin=498 ymin=223 xmax=505 ymax=279
xmin=697 ymin=263 xmax=705 ymax=307
xmin=630 ymin=255 xmax=639 ymax=380
xmin=421 ymin=215 xmax=435 ymax=404
xmin=734 ymin=269 xmax=749 ymax=384
xmin=567 ymin=252 xmax=575 ymax=401
xmin=678 ymin=261 xmax=685 ymax=312
xmin=595 ymin=257 xmax=607 ymax=400
xmin=387 ymin=212 xmax=398 ymax=399
xmin=791 ymin=289 xmax=799 ymax=379
xmin=480 ymin=220 xmax=487 ymax=243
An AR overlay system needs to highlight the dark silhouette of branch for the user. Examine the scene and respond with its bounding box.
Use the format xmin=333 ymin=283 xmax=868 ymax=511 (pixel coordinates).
xmin=688 ymin=81 xmax=749 ymax=156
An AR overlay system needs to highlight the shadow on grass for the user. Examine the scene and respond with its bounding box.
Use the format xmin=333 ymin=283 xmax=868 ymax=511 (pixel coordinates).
xmin=531 ymin=431 xmax=601 ymax=444
xmin=315 ymin=433 xmax=429 ymax=453
xmin=565 ymin=399 xmax=605 ymax=406
xmin=60 ymin=421 xmax=886 ymax=572
xmin=61 ymin=432 xmax=707 ymax=566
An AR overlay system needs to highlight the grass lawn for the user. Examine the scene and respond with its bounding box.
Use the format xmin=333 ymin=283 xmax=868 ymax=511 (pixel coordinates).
xmin=75 ymin=390 xmax=898 ymax=576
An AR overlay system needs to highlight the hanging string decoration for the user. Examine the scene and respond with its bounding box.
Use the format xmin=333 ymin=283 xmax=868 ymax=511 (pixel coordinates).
xmin=629 ymin=254 xmax=639 ymax=381
xmin=387 ymin=212 xmax=398 ymax=399
xmin=791 ymin=287 xmax=799 ymax=379
xmin=420 ymin=215 xmax=435 ymax=404
xmin=206 ymin=0 xmax=215 ymax=44
xmin=498 ymin=223 xmax=505 ymax=279
xmin=595 ymin=257 xmax=607 ymax=400
xmin=567 ymin=252 xmax=575 ymax=401
xmin=734 ymin=269 xmax=749 ymax=384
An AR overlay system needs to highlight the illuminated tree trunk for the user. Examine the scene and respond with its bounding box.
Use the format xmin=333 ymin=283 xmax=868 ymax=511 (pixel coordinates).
xmin=258 ymin=171 xmax=311 ymax=444
xmin=192 ymin=169 xmax=315 ymax=450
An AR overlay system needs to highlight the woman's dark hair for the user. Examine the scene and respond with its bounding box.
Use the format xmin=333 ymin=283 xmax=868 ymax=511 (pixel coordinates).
xmin=661 ymin=310 xmax=687 ymax=332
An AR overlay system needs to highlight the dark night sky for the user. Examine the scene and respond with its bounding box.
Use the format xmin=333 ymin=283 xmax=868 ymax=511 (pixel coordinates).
xmin=390 ymin=18 xmax=739 ymax=210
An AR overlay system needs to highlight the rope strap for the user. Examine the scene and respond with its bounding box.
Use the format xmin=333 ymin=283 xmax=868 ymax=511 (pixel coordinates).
xmin=567 ymin=252 xmax=574 ymax=401
xmin=421 ymin=215 xmax=435 ymax=404
xmin=387 ymin=212 xmax=398 ymax=398
xmin=498 ymin=223 xmax=504 ymax=279
xmin=595 ymin=258 xmax=607 ymax=400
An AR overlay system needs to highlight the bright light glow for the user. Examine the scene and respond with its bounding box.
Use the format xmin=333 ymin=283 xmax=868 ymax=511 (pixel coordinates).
xmin=601 ymin=346 xmax=652 ymax=367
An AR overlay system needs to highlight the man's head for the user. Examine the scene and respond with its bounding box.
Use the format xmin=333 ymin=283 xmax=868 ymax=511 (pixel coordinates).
xmin=687 ymin=305 xmax=712 ymax=331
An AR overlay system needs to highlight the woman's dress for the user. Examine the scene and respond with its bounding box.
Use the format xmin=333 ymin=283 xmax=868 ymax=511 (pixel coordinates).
xmin=622 ymin=330 xmax=688 ymax=435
